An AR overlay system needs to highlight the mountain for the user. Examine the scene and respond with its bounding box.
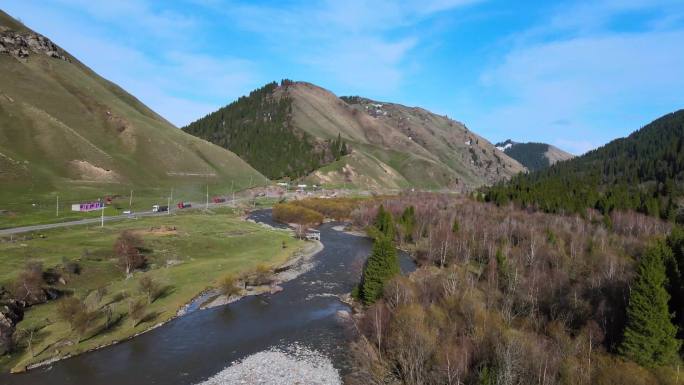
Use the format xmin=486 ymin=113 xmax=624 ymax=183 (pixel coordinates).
xmin=183 ymin=81 xmax=525 ymax=191
xmin=0 ymin=11 xmax=266 ymax=204
xmin=486 ymin=109 xmax=684 ymax=220
xmin=495 ymin=139 xmax=573 ymax=171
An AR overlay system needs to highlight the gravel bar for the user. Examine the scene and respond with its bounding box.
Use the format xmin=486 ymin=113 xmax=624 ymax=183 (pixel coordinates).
xmin=195 ymin=344 xmax=341 ymax=385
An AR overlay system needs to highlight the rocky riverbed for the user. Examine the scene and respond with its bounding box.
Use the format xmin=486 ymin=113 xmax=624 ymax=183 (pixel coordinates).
xmin=195 ymin=344 xmax=341 ymax=385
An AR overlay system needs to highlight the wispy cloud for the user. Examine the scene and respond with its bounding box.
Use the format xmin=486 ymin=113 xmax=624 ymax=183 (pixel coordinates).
xmin=470 ymin=0 xmax=684 ymax=153
xmin=7 ymin=0 xmax=258 ymax=126
xmin=201 ymin=0 xmax=482 ymax=94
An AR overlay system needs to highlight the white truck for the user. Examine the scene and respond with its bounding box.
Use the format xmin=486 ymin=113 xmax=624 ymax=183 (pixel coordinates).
xmin=152 ymin=205 xmax=168 ymax=213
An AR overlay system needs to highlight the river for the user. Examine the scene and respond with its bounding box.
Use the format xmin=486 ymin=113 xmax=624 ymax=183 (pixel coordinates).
xmin=2 ymin=210 xmax=415 ymax=385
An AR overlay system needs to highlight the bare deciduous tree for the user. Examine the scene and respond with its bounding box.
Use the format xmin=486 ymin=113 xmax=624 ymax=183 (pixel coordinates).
xmin=114 ymin=230 xmax=145 ymax=276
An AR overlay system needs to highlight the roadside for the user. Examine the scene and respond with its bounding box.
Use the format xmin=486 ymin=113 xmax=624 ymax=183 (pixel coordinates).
xmin=0 ymin=199 xmax=250 ymax=235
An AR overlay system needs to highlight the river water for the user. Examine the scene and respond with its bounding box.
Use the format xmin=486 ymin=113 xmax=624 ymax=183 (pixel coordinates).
xmin=2 ymin=210 xmax=415 ymax=385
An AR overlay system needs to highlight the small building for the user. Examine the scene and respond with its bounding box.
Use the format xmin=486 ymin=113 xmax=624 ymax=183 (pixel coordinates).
xmin=305 ymin=229 xmax=320 ymax=241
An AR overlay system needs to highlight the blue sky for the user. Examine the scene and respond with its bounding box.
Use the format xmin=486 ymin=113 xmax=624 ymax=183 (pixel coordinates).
xmin=4 ymin=0 xmax=684 ymax=154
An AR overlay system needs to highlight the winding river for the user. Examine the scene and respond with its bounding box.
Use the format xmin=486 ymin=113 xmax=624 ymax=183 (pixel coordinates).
xmin=2 ymin=210 xmax=415 ymax=385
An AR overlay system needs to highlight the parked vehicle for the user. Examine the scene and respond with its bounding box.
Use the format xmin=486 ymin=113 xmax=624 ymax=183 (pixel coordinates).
xmin=212 ymin=197 xmax=226 ymax=203
xmin=177 ymin=202 xmax=191 ymax=209
xmin=123 ymin=210 xmax=132 ymax=215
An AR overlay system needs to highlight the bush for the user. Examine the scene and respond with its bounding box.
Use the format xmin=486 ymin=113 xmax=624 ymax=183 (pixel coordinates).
xmin=272 ymin=203 xmax=323 ymax=226
xmin=594 ymin=357 xmax=657 ymax=385
xmin=62 ymin=257 xmax=81 ymax=275
xmin=218 ymin=274 xmax=241 ymax=297
xmin=290 ymin=198 xmax=360 ymax=220
xmin=253 ymin=264 xmax=272 ymax=286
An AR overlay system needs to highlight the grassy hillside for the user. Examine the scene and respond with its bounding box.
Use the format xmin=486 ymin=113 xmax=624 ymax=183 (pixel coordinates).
xmin=496 ymin=140 xmax=573 ymax=171
xmin=0 ymin=11 xmax=267 ymax=224
xmin=486 ymin=109 xmax=684 ymax=220
xmin=184 ymin=80 xmax=524 ymax=191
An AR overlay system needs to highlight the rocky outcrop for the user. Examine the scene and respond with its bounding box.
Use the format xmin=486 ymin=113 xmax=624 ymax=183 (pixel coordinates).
xmin=0 ymin=27 xmax=69 ymax=61
xmin=0 ymin=299 xmax=24 ymax=355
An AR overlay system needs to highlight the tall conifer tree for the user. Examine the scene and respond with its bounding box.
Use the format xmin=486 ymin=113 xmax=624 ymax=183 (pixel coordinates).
xmin=619 ymin=240 xmax=681 ymax=367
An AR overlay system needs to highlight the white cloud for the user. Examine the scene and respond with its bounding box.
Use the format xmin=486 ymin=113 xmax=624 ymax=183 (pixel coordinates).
xmin=50 ymin=0 xmax=197 ymax=39
xmin=471 ymin=1 xmax=684 ymax=152
xmin=203 ymin=0 xmax=481 ymax=94
xmin=6 ymin=1 xmax=259 ymax=127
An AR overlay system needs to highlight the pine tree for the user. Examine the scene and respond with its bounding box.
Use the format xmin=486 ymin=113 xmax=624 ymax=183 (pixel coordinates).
xmin=495 ymin=249 xmax=510 ymax=289
xmin=452 ymin=218 xmax=460 ymax=233
xmin=399 ymin=206 xmax=416 ymax=242
xmin=666 ymin=226 xmax=684 ymax=337
xmin=374 ymin=204 xmax=394 ymax=239
xmin=361 ymin=235 xmax=400 ymax=304
xmin=619 ymin=240 xmax=681 ymax=367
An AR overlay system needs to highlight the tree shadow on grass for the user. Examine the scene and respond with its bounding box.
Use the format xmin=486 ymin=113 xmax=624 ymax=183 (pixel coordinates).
xmin=151 ymin=285 xmax=174 ymax=303
xmin=139 ymin=311 xmax=159 ymax=325
xmin=79 ymin=313 xmax=125 ymax=344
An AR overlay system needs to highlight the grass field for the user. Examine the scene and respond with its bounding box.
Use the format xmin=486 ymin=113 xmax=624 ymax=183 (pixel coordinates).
xmin=0 ymin=208 xmax=305 ymax=372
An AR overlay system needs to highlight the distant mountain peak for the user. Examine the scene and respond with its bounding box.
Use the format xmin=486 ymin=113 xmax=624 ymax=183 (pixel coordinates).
xmin=495 ymin=139 xmax=573 ymax=171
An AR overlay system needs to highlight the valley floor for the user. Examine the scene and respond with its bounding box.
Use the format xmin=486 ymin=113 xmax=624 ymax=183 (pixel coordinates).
xmin=0 ymin=208 xmax=306 ymax=373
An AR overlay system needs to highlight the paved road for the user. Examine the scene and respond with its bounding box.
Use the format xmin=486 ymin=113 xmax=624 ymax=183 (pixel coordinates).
xmin=0 ymin=199 xmax=248 ymax=236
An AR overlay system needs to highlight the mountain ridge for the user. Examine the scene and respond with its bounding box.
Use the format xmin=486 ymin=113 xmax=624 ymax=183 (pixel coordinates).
xmin=184 ymin=80 xmax=525 ymax=190
xmin=486 ymin=109 xmax=684 ymax=219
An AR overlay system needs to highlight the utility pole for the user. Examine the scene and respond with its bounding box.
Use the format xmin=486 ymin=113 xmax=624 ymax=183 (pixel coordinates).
xmin=167 ymin=196 xmax=171 ymax=215
xmin=170 ymin=188 xmax=174 ymax=214
xmin=206 ymin=184 xmax=209 ymax=209
xmin=249 ymin=176 xmax=253 ymax=188
xmin=129 ymin=190 xmax=133 ymax=208
xmin=231 ymin=180 xmax=235 ymax=204
xmin=56 ymin=195 xmax=59 ymax=217
xmin=101 ymin=203 xmax=104 ymax=228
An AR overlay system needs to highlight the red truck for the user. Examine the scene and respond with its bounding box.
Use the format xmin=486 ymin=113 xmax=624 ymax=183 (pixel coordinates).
xmin=212 ymin=197 xmax=226 ymax=203
xmin=177 ymin=202 xmax=191 ymax=209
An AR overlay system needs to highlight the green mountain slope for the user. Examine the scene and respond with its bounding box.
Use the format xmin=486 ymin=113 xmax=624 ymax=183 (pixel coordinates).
xmin=184 ymin=81 xmax=524 ymax=190
xmin=495 ymin=140 xmax=573 ymax=171
xmin=0 ymin=11 xmax=266 ymax=206
xmin=486 ymin=109 xmax=684 ymax=220
xmin=182 ymin=80 xmax=348 ymax=179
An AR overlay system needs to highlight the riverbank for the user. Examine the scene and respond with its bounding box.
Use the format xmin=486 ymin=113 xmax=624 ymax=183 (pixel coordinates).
xmin=0 ymin=209 xmax=307 ymax=373
xmin=186 ymin=240 xmax=324 ymax=311
xmin=331 ymin=224 xmax=366 ymax=237
xmin=23 ymin=241 xmax=324 ymax=373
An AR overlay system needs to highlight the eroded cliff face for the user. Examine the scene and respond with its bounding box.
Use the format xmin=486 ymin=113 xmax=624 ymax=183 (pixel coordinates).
xmin=0 ymin=26 xmax=69 ymax=61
